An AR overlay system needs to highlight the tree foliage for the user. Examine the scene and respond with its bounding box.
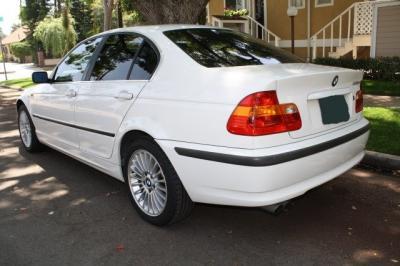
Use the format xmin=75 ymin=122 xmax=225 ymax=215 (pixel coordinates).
xmin=62 ymin=0 xmax=76 ymax=51
xmin=20 ymin=0 xmax=51 ymax=32
xmin=10 ymin=42 xmax=32 ymax=62
xmin=90 ymin=0 xmax=141 ymax=33
xmin=20 ymin=0 xmax=51 ymax=61
xmin=70 ymin=0 xmax=94 ymax=41
xmin=91 ymin=0 xmax=105 ymax=33
xmin=34 ymin=16 xmax=77 ymax=57
xmin=123 ymin=10 xmax=141 ymax=26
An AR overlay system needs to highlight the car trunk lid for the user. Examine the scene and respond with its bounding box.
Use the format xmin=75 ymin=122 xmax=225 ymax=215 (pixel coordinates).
xmin=273 ymin=64 xmax=363 ymax=139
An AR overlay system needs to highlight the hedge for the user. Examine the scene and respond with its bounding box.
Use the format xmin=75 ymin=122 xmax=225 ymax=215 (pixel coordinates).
xmin=10 ymin=42 xmax=32 ymax=63
xmin=313 ymin=57 xmax=400 ymax=82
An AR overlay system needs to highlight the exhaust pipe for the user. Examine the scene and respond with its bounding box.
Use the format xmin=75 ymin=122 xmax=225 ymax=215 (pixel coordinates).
xmin=260 ymin=201 xmax=290 ymax=215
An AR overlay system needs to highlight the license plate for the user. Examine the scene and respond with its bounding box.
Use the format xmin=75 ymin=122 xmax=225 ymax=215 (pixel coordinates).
xmin=318 ymin=95 xmax=350 ymax=125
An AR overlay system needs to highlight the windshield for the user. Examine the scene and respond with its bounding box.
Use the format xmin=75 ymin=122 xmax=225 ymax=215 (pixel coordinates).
xmin=163 ymin=28 xmax=304 ymax=68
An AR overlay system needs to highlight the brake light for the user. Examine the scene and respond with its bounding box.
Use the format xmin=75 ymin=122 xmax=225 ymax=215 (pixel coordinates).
xmin=355 ymin=90 xmax=363 ymax=113
xmin=227 ymin=91 xmax=302 ymax=136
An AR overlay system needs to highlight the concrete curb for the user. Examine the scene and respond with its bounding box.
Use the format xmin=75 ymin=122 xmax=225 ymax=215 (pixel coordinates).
xmin=361 ymin=150 xmax=400 ymax=171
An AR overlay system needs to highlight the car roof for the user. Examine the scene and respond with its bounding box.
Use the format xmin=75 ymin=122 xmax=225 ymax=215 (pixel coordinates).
xmin=101 ymin=24 xmax=220 ymax=35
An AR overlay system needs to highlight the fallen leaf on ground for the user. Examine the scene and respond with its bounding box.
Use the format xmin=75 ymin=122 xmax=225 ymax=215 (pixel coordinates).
xmin=116 ymin=244 xmax=125 ymax=252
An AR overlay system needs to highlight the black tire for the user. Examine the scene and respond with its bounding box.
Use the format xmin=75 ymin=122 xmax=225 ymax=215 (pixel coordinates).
xmin=17 ymin=105 xmax=44 ymax=152
xmin=122 ymin=137 xmax=193 ymax=226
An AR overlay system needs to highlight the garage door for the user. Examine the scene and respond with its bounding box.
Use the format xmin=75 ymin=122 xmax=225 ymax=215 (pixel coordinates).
xmin=375 ymin=4 xmax=400 ymax=57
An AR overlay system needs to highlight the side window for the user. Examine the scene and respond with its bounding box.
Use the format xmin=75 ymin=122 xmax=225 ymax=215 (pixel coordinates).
xmin=129 ymin=42 xmax=158 ymax=80
xmin=54 ymin=38 xmax=102 ymax=82
xmin=90 ymin=34 xmax=144 ymax=80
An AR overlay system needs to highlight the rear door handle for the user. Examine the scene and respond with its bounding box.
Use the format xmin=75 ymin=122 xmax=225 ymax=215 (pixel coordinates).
xmin=65 ymin=89 xmax=77 ymax=97
xmin=114 ymin=91 xmax=133 ymax=100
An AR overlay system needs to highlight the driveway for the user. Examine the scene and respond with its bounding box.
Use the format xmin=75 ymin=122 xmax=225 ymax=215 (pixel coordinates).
xmin=0 ymin=87 xmax=399 ymax=266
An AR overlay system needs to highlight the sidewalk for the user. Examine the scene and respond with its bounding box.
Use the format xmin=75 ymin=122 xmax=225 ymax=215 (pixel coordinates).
xmin=364 ymin=94 xmax=400 ymax=108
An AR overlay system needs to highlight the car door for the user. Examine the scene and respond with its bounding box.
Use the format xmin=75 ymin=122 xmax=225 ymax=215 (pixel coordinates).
xmin=74 ymin=33 xmax=159 ymax=158
xmin=31 ymin=38 xmax=103 ymax=149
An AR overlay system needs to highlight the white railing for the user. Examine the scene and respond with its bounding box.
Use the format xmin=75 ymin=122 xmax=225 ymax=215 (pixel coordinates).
xmin=311 ymin=1 xmax=374 ymax=59
xmin=246 ymin=16 xmax=281 ymax=47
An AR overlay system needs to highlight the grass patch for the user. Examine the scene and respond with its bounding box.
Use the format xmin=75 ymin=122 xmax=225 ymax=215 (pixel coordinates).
xmin=0 ymin=77 xmax=34 ymax=89
xmin=363 ymin=107 xmax=400 ymax=156
xmin=362 ymin=80 xmax=400 ymax=96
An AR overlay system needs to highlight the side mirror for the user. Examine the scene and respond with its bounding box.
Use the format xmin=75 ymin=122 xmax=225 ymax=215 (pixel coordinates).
xmin=32 ymin=71 xmax=49 ymax=84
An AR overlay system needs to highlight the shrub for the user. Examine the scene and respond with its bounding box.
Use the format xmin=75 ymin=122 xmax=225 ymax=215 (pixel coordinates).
xmin=313 ymin=57 xmax=400 ymax=82
xmin=33 ymin=16 xmax=77 ymax=57
xmin=10 ymin=42 xmax=32 ymax=62
xmin=224 ymin=9 xmax=249 ymax=17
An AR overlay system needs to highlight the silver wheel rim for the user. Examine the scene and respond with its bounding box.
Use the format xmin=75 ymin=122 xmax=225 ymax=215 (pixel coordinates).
xmin=127 ymin=149 xmax=168 ymax=217
xmin=19 ymin=111 xmax=32 ymax=148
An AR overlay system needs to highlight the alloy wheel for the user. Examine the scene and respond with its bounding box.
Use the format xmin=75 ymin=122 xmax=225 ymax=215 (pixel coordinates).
xmin=127 ymin=149 xmax=168 ymax=216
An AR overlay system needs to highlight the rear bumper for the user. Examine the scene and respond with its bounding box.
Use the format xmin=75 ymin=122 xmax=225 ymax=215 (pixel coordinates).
xmin=175 ymin=124 xmax=369 ymax=167
xmin=157 ymin=118 xmax=369 ymax=207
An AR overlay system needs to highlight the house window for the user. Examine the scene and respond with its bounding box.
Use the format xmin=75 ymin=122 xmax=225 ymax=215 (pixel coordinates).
xmin=288 ymin=0 xmax=305 ymax=9
xmin=315 ymin=0 xmax=334 ymax=8
xmin=225 ymin=0 xmax=246 ymax=10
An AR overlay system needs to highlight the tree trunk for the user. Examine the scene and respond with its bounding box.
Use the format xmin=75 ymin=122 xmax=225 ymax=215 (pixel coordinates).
xmin=57 ymin=0 xmax=62 ymax=16
xmin=103 ymin=0 xmax=115 ymax=31
xmin=117 ymin=0 xmax=123 ymax=28
xmin=131 ymin=0 xmax=210 ymax=25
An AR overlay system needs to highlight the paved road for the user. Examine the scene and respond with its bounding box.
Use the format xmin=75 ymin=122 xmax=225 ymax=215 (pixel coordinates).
xmin=0 ymin=87 xmax=399 ymax=266
xmin=0 ymin=62 xmax=46 ymax=82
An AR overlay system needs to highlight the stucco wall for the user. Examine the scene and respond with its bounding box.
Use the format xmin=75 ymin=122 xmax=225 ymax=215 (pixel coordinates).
xmin=209 ymin=0 xmax=360 ymax=40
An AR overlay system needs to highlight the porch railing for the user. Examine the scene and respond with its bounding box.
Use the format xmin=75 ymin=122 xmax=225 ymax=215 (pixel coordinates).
xmin=246 ymin=16 xmax=281 ymax=47
xmin=311 ymin=1 xmax=374 ymax=59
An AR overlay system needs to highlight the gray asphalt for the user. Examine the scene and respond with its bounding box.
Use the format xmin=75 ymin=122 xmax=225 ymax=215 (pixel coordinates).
xmin=0 ymin=63 xmax=46 ymax=82
xmin=1 ymin=87 xmax=399 ymax=266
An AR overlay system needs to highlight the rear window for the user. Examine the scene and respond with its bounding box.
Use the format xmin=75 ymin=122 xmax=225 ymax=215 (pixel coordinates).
xmin=163 ymin=28 xmax=303 ymax=67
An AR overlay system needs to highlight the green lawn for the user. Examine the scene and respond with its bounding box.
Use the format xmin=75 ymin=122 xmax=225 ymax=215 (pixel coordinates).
xmin=0 ymin=77 xmax=35 ymax=89
xmin=363 ymin=107 xmax=400 ymax=156
xmin=362 ymin=80 xmax=400 ymax=96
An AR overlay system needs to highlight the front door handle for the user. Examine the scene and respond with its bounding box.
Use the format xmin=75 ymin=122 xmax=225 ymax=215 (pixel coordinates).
xmin=65 ymin=89 xmax=77 ymax=97
xmin=114 ymin=91 xmax=133 ymax=100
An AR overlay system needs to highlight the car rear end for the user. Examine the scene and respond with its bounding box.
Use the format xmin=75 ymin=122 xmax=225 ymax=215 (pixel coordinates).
xmin=154 ymin=27 xmax=369 ymax=207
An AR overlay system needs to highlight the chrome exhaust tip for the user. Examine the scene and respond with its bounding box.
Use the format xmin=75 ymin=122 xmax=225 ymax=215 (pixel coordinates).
xmin=260 ymin=201 xmax=290 ymax=214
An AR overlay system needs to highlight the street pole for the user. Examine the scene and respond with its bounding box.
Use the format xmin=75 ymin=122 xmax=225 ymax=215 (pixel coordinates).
xmin=0 ymin=36 xmax=7 ymax=81
xmin=287 ymin=7 xmax=298 ymax=55
xmin=290 ymin=16 xmax=295 ymax=54
xmin=0 ymin=16 xmax=7 ymax=81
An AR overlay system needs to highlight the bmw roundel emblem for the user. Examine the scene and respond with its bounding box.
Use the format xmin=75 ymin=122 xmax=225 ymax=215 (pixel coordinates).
xmin=332 ymin=75 xmax=339 ymax=87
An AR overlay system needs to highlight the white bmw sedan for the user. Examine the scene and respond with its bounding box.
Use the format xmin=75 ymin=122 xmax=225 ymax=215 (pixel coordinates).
xmin=17 ymin=25 xmax=369 ymax=225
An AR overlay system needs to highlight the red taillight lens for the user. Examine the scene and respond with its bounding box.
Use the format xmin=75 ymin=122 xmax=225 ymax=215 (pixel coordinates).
xmin=355 ymin=90 xmax=363 ymax=113
xmin=227 ymin=91 xmax=302 ymax=136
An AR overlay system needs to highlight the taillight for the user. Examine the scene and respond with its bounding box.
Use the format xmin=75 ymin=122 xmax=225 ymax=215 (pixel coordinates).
xmin=227 ymin=91 xmax=302 ymax=136
xmin=355 ymin=90 xmax=363 ymax=113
